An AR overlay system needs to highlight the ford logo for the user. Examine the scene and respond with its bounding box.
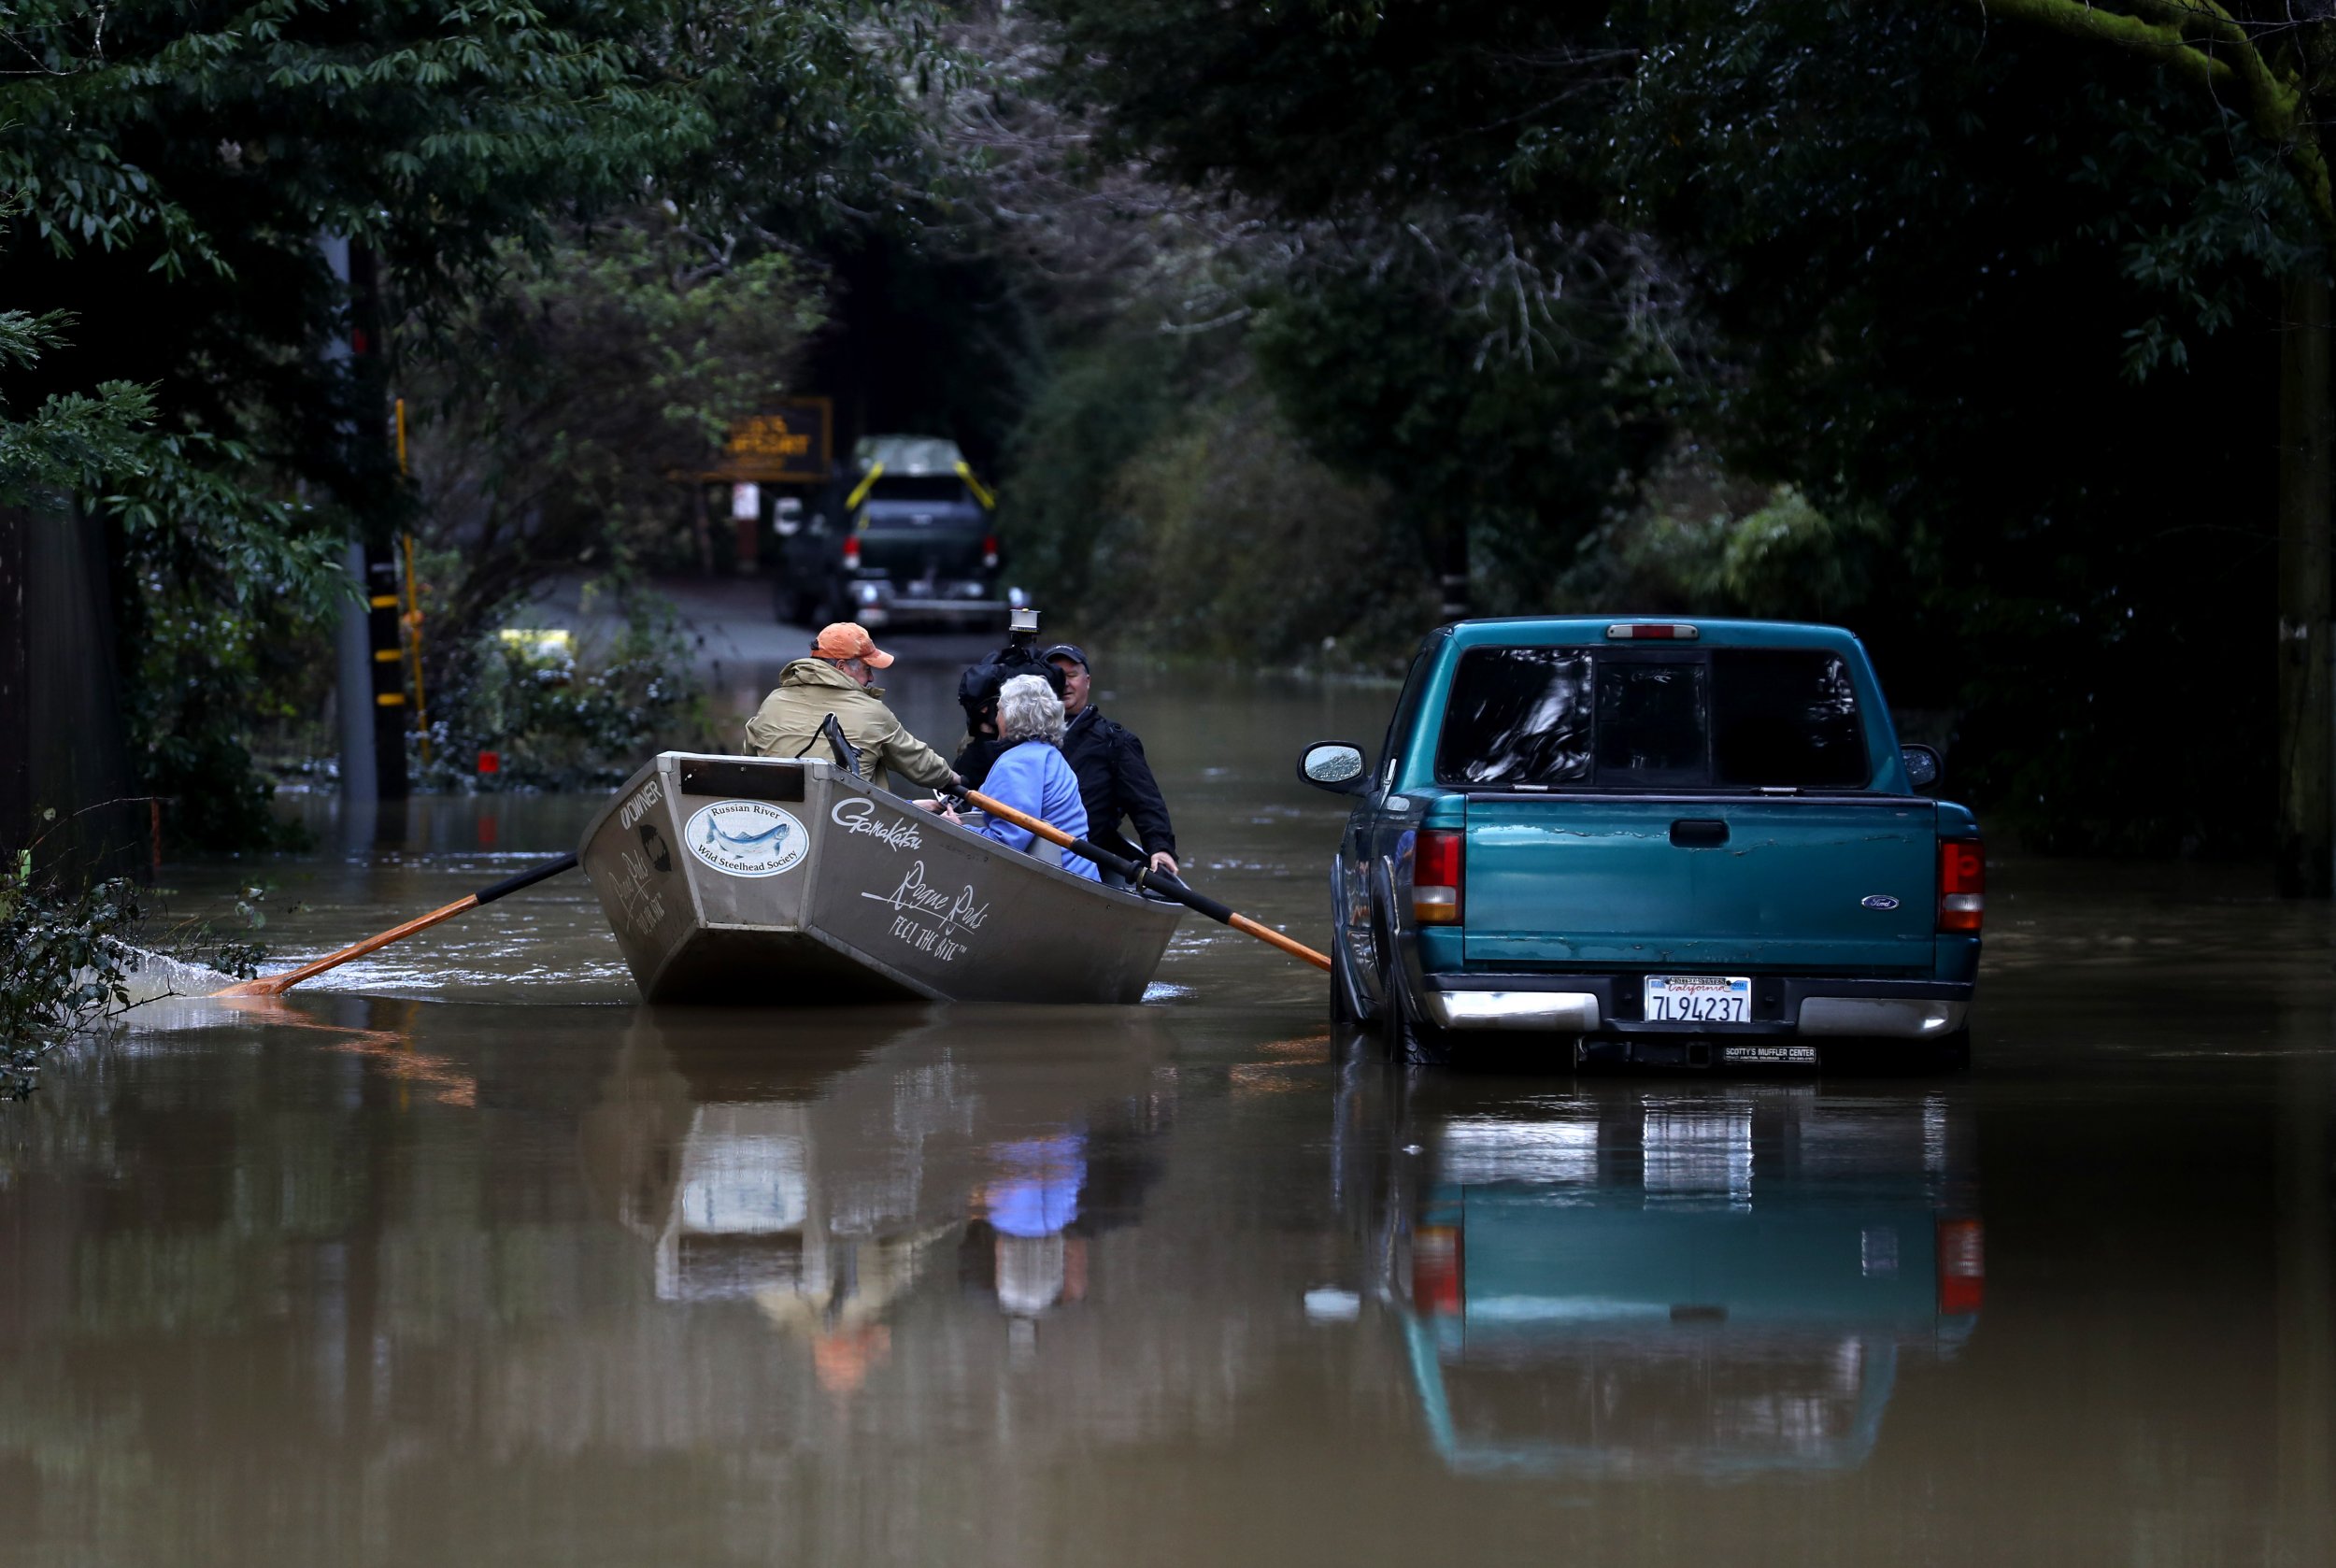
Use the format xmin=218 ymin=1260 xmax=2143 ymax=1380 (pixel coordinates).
xmin=1860 ymin=894 xmax=1901 ymax=911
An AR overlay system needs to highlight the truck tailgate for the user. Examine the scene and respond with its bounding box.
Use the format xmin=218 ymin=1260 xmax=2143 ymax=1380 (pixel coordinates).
xmin=1461 ymin=798 xmax=1936 ymax=970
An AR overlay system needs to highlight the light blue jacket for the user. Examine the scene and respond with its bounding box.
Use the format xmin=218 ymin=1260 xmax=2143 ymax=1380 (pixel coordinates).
xmin=977 ymin=741 xmax=1100 ymax=879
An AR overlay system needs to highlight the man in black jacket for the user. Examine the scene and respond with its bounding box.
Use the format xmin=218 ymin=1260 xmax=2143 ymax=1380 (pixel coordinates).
xmin=1040 ymin=643 xmax=1179 ymax=880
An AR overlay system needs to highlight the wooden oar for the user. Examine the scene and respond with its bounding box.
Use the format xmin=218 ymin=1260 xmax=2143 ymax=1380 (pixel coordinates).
xmin=212 ymin=853 xmax=579 ymax=998
xmin=956 ymin=787 xmax=1332 ymax=972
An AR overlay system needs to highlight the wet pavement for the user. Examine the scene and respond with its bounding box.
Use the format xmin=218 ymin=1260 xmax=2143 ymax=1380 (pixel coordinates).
xmin=5 ymin=647 xmax=2336 ymax=1565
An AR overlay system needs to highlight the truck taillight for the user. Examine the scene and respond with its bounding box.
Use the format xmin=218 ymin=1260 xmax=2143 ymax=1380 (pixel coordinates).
xmin=1414 ymin=1226 xmax=1463 ymax=1316
xmin=982 ymin=534 xmax=1000 ymax=569
xmin=1938 ymin=1219 xmax=1984 ymax=1315
xmin=1413 ymin=830 xmax=1463 ymax=924
xmin=1938 ymin=839 xmax=1984 ymax=934
xmin=842 ymin=534 xmax=861 ymax=568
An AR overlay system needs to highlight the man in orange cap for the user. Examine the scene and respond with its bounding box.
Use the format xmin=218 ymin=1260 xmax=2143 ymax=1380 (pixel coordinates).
xmin=742 ymin=622 xmax=959 ymax=793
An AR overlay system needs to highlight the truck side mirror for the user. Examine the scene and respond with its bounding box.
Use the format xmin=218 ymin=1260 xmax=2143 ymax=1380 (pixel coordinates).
xmin=1902 ymin=744 xmax=1942 ymax=791
xmin=1299 ymin=741 xmax=1371 ymax=795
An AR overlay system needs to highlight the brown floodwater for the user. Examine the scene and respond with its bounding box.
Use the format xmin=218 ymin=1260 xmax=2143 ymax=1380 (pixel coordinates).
xmin=5 ymin=649 xmax=2335 ymax=1565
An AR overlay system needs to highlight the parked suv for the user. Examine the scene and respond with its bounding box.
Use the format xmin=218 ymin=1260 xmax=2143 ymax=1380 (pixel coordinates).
xmin=1299 ymin=618 xmax=1980 ymax=1068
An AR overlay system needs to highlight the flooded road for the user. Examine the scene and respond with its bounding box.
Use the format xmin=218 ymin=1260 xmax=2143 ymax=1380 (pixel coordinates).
xmin=6 ymin=649 xmax=2336 ymax=1565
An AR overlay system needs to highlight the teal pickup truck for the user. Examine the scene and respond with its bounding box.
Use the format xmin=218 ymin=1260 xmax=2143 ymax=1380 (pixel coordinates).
xmin=1299 ymin=619 xmax=1981 ymax=1068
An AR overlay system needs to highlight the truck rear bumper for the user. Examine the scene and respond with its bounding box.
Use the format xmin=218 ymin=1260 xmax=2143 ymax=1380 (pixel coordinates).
xmin=845 ymin=576 xmax=1011 ymax=628
xmin=1419 ymin=974 xmax=1971 ymax=1038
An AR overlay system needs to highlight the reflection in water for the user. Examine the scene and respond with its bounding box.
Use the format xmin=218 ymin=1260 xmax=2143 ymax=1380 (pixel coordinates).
xmin=578 ymin=1006 xmax=1177 ymax=1403
xmin=5 ymin=945 xmax=2336 ymax=1565
xmin=1344 ymin=1073 xmax=1982 ymax=1478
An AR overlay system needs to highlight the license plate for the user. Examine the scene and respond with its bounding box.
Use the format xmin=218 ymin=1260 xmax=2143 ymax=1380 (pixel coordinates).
xmin=1722 ymin=1043 xmax=1818 ymax=1065
xmin=1643 ymin=975 xmax=1751 ymax=1024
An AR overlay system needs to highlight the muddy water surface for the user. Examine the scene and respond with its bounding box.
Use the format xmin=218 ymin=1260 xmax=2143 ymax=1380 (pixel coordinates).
xmin=5 ymin=653 xmax=2335 ymax=1566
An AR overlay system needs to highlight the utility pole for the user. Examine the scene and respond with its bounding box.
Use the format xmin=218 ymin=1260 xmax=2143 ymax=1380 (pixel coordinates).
xmin=321 ymin=235 xmax=408 ymax=806
xmin=0 ymin=509 xmax=29 ymax=861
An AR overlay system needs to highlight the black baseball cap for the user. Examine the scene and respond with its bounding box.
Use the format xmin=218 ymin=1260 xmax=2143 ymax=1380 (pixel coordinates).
xmin=1041 ymin=643 xmax=1090 ymax=671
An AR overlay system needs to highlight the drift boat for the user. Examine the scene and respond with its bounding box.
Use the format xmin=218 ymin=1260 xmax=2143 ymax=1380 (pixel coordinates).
xmin=577 ymin=752 xmax=1181 ymax=1004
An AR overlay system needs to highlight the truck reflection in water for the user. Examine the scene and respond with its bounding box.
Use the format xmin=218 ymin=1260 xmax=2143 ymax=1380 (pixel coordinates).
xmin=579 ymin=1006 xmax=1172 ymax=1390
xmin=1368 ymin=1080 xmax=1983 ymax=1477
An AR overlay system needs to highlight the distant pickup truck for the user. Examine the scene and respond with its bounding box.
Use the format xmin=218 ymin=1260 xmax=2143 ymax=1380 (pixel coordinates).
xmin=1299 ymin=619 xmax=1981 ymax=1069
xmin=769 ymin=435 xmax=1013 ymax=629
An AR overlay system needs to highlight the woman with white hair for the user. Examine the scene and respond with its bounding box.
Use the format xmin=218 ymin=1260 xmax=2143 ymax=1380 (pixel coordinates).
xmin=943 ymin=674 xmax=1099 ymax=879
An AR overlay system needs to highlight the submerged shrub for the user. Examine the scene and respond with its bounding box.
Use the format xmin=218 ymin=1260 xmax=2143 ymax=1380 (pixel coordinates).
xmin=0 ymin=852 xmax=136 ymax=1099
xmin=420 ymin=590 xmax=709 ymax=791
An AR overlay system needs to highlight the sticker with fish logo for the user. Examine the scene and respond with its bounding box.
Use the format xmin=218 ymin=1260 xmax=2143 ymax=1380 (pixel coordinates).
xmin=686 ymin=800 xmax=807 ymax=877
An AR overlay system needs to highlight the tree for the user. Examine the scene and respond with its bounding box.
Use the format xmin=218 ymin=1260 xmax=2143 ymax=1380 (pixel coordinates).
xmin=406 ymin=211 xmax=823 ymax=670
xmin=1947 ymin=2 xmax=2335 ymax=889
xmin=0 ymin=0 xmax=942 ymax=846
xmin=1021 ymin=0 xmax=2323 ymax=860
xmin=1026 ymin=0 xmax=1673 ymax=614
xmin=1953 ymin=0 xmax=2336 ymax=883
xmin=1617 ymin=1 xmax=2302 ymax=855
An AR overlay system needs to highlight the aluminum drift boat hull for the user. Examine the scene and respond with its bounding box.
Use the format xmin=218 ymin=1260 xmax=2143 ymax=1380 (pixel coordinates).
xmin=578 ymin=752 xmax=1181 ymax=1004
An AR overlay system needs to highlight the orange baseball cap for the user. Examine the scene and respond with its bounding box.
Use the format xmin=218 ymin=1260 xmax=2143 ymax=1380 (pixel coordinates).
xmin=813 ymin=621 xmax=894 ymax=668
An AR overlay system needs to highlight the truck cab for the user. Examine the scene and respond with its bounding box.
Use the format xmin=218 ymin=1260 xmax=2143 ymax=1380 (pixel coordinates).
xmin=1300 ymin=618 xmax=1981 ymax=1068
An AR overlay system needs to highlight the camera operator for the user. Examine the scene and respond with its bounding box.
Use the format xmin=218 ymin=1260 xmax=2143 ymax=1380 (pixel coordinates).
xmin=1040 ymin=642 xmax=1178 ymax=882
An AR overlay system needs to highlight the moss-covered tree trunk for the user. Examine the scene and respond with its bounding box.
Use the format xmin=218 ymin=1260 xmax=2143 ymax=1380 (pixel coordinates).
xmin=2278 ymin=270 xmax=2333 ymax=895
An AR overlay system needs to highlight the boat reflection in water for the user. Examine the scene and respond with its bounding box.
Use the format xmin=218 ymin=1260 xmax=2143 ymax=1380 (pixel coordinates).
xmin=1352 ymin=1076 xmax=1983 ymax=1478
xmin=579 ymin=1005 xmax=1175 ymax=1391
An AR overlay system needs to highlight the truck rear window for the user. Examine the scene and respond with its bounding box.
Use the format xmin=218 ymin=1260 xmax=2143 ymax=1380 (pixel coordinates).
xmin=1435 ymin=647 xmax=1869 ymax=789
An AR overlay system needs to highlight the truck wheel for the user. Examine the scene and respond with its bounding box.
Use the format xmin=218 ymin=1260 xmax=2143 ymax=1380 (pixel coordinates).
xmin=1383 ymin=985 xmax=1454 ymax=1067
xmin=1328 ymin=868 xmax=1374 ymax=1027
xmin=1330 ymin=953 xmax=1358 ymax=1027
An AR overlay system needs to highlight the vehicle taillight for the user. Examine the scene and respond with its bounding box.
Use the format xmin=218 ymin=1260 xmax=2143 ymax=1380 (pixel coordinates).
xmin=1939 ymin=839 xmax=1984 ymax=934
xmin=1605 ymin=621 xmax=1700 ymax=640
xmin=842 ymin=534 xmax=861 ymax=568
xmin=1938 ymin=1219 xmax=1984 ymax=1315
xmin=1414 ymin=1225 xmax=1463 ymax=1316
xmin=1413 ymin=830 xmax=1463 ymax=925
xmin=982 ymin=534 xmax=1000 ymax=569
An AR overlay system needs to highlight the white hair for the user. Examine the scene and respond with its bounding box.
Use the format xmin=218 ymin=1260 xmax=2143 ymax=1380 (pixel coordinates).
xmin=996 ymin=673 xmax=1066 ymax=746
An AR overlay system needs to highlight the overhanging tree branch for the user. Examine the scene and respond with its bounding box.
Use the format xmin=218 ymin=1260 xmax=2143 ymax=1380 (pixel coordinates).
xmin=1973 ymin=0 xmax=2233 ymax=92
xmin=1972 ymin=0 xmax=2336 ymax=239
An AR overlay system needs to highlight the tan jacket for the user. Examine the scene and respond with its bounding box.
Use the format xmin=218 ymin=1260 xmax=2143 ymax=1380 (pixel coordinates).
xmin=742 ymin=658 xmax=955 ymax=794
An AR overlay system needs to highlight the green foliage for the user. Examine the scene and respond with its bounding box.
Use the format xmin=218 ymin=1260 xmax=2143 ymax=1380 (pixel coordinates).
xmin=1007 ymin=0 xmax=2313 ymax=854
xmin=0 ymin=849 xmax=136 ymax=1099
xmin=1030 ymin=0 xmax=1668 ymax=595
xmin=408 ymin=212 xmax=824 ymax=664
xmin=1249 ymin=255 xmax=1674 ymax=598
xmin=1004 ymin=326 xmax=1194 ymax=609
xmin=1078 ymin=390 xmax=1435 ymax=669
xmin=1615 ymin=0 xmax=2294 ymax=850
xmin=0 ymin=0 xmax=944 ymax=848
xmin=1560 ymin=460 xmax=1896 ymax=613
xmin=421 ymin=591 xmax=707 ymax=791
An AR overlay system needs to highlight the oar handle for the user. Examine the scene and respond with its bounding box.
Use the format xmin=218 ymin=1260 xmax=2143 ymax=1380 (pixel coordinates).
xmin=212 ymin=852 xmax=578 ymax=998
xmin=956 ymin=787 xmax=1332 ymax=972
xmin=476 ymin=852 xmax=582 ymax=905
